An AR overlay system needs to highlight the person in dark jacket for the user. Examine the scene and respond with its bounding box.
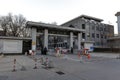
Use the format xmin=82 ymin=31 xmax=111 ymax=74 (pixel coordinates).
xmin=44 ymin=47 xmax=47 ymax=55
xmin=71 ymin=47 xmax=73 ymax=54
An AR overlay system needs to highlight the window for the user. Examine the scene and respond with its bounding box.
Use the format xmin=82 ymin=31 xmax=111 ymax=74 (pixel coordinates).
xmin=100 ymin=27 xmax=103 ymax=31
xmin=96 ymin=34 xmax=99 ymax=38
xmin=69 ymin=25 xmax=74 ymax=28
xmin=101 ymin=34 xmax=103 ymax=38
xmin=82 ymin=33 xmax=85 ymax=39
xmin=82 ymin=24 xmax=85 ymax=29
xmin=92 ymin=33 xmax=95 ymax=38
xmin=104 ymin=28 xmax=106 ymax=31
xmin=96 ymin=26 xmax=99 ymax=31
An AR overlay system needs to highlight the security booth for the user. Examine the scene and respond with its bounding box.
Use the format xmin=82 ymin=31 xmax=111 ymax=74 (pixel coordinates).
xmin=26 ymin=21 xmax=85 ymax=54
xmin=81 ymin=41 xmax=94 ymax=52
xmin=0 ymin=36 xmax=31 ymax=54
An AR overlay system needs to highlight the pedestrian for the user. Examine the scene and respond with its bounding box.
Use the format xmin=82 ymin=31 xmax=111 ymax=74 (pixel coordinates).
xmin=71 ymin=47 xmax=73 ymax=54
xmin=44 ymin=47 xmax=47 ymax=55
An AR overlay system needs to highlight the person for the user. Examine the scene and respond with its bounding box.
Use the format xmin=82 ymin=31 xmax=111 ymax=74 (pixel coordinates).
xmin=44 ymin=47 xmax=47 ymax=55
xmin=71 ymin=47 xmax=73 ymax=54
xmin=41 ymin=47 xmax=44 ymax=55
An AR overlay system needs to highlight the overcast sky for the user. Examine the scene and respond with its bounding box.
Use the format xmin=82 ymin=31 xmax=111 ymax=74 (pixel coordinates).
xmin=0 ymin=0 xmax=119 ymax=34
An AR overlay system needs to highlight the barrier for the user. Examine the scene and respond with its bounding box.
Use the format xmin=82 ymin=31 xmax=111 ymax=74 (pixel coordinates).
xmin=87 ymin=54 xmax=91 ymax=59
xmin=12 ymin=59 xmax=16 ymax=72
xmin=40 ymin=57 xmax=44 ymax=65
xmin=55 ymin=48 xmax=60 ymax=57
xmin=45 ymin=58 xmax=49 ymax=68
xmin=82 ymin=48 xmax=91 ymax=60
xmin=33 ymin=58 xmax=38 ymax=69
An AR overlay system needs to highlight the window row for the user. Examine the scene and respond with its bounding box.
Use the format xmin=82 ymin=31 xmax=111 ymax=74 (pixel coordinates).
xmin=92 ymin=33 xmax=107 ymax=39
xmin=92 ymin=26 xmax=111 ymax=32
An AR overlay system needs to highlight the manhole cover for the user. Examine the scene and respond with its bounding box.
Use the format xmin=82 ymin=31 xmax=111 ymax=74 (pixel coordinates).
xmin=56 ymin=71 xmax=65 ymax=75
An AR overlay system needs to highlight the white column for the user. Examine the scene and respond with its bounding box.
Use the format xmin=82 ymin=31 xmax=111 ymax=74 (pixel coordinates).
xmin=31 ymin=28 xmax=37 ymax=51
xmin=78 ymin=33 xmax=82 ymax=50
xmin=44 ymin=29 xmax=48 ymax=49
xmin=117 ymin=16 xmax=120 ymax=35
xmin=70 ymin=32 xmax=73 ymax=49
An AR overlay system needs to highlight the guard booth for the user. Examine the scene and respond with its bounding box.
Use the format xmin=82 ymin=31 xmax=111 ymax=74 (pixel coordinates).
xmin=0 ymin=36 xmax=31 ymax=54
xmin=22 ymin=39 xmax=32 ymax=54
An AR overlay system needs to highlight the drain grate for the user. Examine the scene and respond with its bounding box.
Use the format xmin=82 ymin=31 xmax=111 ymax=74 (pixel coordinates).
xmin=56 ymin=71 xmax=65 ymax=75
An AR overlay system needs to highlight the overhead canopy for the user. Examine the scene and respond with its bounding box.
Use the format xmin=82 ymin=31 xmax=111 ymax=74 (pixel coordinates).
xmin=26 ymin=21 xmax=85 ymax=33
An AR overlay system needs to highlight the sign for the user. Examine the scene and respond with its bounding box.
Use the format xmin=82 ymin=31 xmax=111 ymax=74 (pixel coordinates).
xmin=32 ymin=42 xmax=36 ymax=45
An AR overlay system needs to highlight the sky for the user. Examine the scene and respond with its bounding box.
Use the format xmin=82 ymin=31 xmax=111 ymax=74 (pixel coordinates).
xmin=0 ymin=0 xmax=119 ymax=34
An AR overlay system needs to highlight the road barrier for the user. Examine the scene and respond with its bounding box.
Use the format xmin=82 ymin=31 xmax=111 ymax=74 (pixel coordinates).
xmin=44 ymin=58 xmax=49 ymax=68
xmin=40 ymin=57 xmax=44 ymax=65
xmin=87 ymin=54 xmax=91 ymax=59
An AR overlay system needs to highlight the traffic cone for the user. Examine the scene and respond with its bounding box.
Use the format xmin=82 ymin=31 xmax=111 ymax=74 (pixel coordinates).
xmin=33 ymin=58 xmax=38 ymax=69
xmin=12 ymin=59 xmax=16 ymax=72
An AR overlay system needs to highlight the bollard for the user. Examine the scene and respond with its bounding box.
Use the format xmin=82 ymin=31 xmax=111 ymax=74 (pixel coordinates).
xmin=12 ymin=59 xmax=16 ymax=72
xmin=40 ymin=57 xmax=44 ymax=65
xmin=78 ymin=51 xmax=83 ymax=63
xmin=45 ymin=58 xmax=49 ymax=68
xmin=33 ymin=58 xmax=38 ymax=69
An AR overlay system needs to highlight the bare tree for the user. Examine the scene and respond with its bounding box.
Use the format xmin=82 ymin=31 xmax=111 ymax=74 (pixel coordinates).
xmin=0 ymin=13 xmax=28 ymax=37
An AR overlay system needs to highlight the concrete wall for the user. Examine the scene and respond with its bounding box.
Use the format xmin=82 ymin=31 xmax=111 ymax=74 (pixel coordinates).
xmin=0 ymin=40 xmax=3 ymax=53
xmin=0 ymin=39 xmax=23 ymax=54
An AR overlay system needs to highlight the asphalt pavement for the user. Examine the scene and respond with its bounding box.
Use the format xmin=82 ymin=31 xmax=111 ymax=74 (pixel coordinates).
xmin=0 ymin=52 xmax=120 ymax=80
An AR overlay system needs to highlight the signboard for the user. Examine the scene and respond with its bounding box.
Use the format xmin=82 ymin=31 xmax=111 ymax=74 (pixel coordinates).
xmin=3 ymin=40 xmax=22 ymax=53
xmin=32 ymin=42 xmax=36 ymax=45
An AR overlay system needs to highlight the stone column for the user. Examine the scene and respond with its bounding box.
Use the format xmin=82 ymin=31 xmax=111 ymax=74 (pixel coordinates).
xmin=44 ymin=29 xmax=48 ymax=49
xmin=115 ymin=12 xmax=120 ymax=35
xmin=70 ymin=32 xmax=73 ymax=49
xmin=78 ymin=33 xmax=81 ymax=50
xmin=31 ymin=28 xmax=37 ymax=51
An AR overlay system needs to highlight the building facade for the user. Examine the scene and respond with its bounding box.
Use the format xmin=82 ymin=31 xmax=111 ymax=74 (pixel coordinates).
xmin=107 ymin=12 xmax=120 ymax=52
xmin=26 ymin=21 xmax=88 ymax=53
xmin=115 ymin=12 xmax=120 ymax=35
xmin=61 ymin=15 xmax=114 ymax=48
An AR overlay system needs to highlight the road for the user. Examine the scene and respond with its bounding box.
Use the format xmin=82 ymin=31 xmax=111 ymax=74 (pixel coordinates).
xmin=0 ymin=52 xmax=120 ymax=80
